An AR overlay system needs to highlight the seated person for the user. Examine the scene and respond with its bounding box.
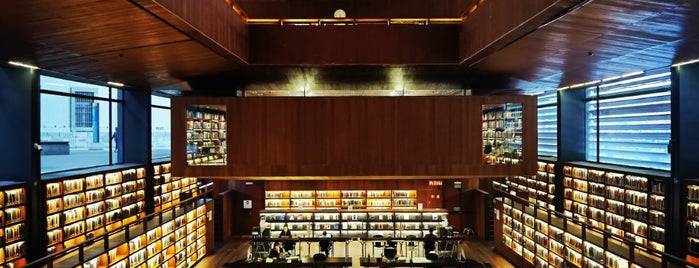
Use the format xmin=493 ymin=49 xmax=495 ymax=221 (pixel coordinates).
xmin=268 ymin=242 xmax=283 ymax=259
xmin=319 ymin=231 xmax=333 ymax=256
xmin=279 ymin=226 xmax=296 ymax=252
xmin=423 ymin=227 xmax=438 ymax=256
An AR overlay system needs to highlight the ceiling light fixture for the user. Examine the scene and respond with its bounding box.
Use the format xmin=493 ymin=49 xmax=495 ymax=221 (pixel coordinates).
xmin=8 ymin=61 xmax=38 ymax=70
xmin=107 ymin=81 xmax=124 ymax=87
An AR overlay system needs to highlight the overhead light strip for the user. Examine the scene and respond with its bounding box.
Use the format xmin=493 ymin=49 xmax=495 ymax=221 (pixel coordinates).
xmin=107 ymin=81 xmax=124 ymax=87
xmin=672 ymin=58 xmax=699 ymax=67
xmin=8 ymin=61 xmax=39 ymax=70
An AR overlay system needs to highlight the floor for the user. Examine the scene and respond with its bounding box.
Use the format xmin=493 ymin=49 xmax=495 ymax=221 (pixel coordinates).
xmin=195 ymin=236 xmax=515 ymax=268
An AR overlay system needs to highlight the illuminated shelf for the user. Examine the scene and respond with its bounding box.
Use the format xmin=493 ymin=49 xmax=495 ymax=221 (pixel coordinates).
xmin=185 ymin=106 xmax=226 ymax=166
xmin=43 ymin=166 xmax=147 ymax=254
xmin=0 ymin=183 xmax=27 ymax=268
xmin=260 ymin=209 xmax=447 ymax=238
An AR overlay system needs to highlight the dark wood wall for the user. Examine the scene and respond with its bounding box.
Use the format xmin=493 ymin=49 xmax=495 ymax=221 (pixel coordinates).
xmin=249 ymin=24 xmax=459 ymax=64
xmin=171 ymin=96 xmax=537 ymax=178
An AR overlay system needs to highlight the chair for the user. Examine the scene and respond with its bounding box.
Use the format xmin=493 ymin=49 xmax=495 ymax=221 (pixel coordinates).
xmin=405 ymin=235 xmax=417 ymax=259
xmin=251 ymin=227 xmax=268 ymax=259
xmin=463 ymin=227 xmax=474 ymax=237
xmin=372 ymin=234 xmax=384 ymax=257
xmin=383 ymin=246 xmax=398 ymax=260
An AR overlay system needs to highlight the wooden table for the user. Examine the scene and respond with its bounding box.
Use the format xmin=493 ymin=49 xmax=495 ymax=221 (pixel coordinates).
xmin=223 ymin=257 xmax=353 ymax=267
xmin=359 ymin=257 xmax=470 ymax=267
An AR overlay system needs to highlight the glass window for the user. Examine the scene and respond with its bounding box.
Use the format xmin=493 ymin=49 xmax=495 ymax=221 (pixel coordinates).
xmin=40 ymin=75 xmax=122 ymax=173
xmin=537 ymin=91 xmax=557 ymax=157
xmin=152 ymin=95 xmax=171 ymax=160
xmin=585 ymin=71 xmax=671 ymax=170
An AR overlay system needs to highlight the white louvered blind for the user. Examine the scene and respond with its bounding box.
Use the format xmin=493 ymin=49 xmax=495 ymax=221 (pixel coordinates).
xmin=537 ymin=90 xmax=558 ymax=157
xmin=585 ymin=71 xmax=671 ymax=170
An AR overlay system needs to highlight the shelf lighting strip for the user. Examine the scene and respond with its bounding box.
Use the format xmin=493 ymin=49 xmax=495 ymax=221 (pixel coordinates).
xmin=226 ymin=0 xmax=483 ymax=26
xmin=245 ymin=17 xmax=463 ymax=26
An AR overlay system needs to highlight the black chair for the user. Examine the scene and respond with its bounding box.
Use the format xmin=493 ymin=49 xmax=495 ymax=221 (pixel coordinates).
xmin=405 ymin=235 xmax=417 ymax=258
xmin=372 ymin=234 xmax=384 ymax=257
xmin=383 ymin=246 xmax=397 ymax=260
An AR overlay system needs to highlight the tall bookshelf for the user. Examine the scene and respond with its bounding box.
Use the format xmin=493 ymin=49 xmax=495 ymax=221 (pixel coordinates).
xmin=0 ymin=182 xmax=27 ymax=268
xmin=562 ymin=164 xmax=666 ymax=258
xmin=44 ymin=165 xmax=147 ymax=253
xmin=494 ymin=162 xmax=668 ymax=268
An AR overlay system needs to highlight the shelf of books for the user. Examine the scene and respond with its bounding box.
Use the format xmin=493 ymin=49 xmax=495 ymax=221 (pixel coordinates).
xmin=185 ymin=106 xmax=227 ymax=166
xmin=494 ymin=162 xmax=667 ymax=268
xmin=686 ymin=180 xmax=699 ymax=265
xmin=0 ymin=182 xmax=27 ymax=268
xmin=501 ymin=161 xmax=556 ymax=211
xmin=259 ymin=209 xmax=448 ymax=238
xmin=154 ymin=163 xmax=201 ymax=213
xmin=80 ymin=198 xmax=213 ymax=268
xmin=482 ymin=103 xmax=523 ymax=165
xmin=44 ymin=165 xmax=147 ymax=254
xmin=264 ymin=190 xmax=417 ymax=210
xmin=562 ymin=163 xmax=666 ymax=259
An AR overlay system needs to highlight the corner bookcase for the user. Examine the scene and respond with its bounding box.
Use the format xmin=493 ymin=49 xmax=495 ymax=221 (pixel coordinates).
xmin=0 ymin=182 xmax=27 ymax=268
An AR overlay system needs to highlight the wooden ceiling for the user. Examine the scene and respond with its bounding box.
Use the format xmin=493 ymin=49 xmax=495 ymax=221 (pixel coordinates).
xmin=0 ymin=0 xmax=697 ymax=94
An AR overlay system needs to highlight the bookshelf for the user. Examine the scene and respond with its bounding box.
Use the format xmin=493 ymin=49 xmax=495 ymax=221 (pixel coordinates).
xmin=264 ymin=190 xmax=418 ymax=210
xmin=495 ymin=161 xmax=668 ymax=268
xmin=259 ymin=209 xmax=447 ymax=238
xmin=185 ymin=105 xmax=226 ymax=166
xmin=482 ymin=103 xmax=523 ymax=165
xmin=0 ymin=182 xmax=27 ymax=268
xmin=80 ymin=199 xmax=212 ymax=268
xmin=501 ymin=161 xmax=556 ymax=211
xmin=44 ymin=165 xmax=147 ymax=254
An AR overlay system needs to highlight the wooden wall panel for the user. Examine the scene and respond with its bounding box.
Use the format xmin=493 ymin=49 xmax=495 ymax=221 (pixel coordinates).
xmin=171 ymin=96 xmax=536 ymax=178
xmin=249 ymin=24 xmax=459 ymax=65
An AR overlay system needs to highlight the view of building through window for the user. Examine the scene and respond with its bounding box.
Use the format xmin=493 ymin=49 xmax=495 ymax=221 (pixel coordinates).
xmin=152 ymin=95 xmax=172 ymax=160
xmin=40 ymin=75 xmax=122 ymax=173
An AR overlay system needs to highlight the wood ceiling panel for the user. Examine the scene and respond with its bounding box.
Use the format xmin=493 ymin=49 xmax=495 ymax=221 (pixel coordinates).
xmin=3 ymin=0 xmax=699 ymax=93
xmin=37 ymin=39 xmax=239 ymax=89
xmin=472 ymin=0 xmax=699 ymax=91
